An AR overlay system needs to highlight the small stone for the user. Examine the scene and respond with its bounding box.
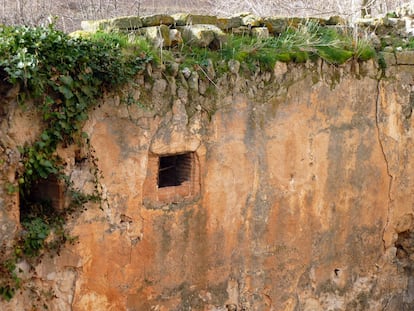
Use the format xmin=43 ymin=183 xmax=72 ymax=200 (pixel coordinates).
xmin=236 ymin=12 xmax=263 ymax=27
xmin=381 ymin=51 xmax=396 ymax=66
xmin=326 ymin=15 xmax=346 ymax=25
xmin=81 ymin=16 xmax=143 ymax=32
xmin=182 ymin=67 xmax=191 ymax=79
xmin=177 ymin=24 xmax=225 ymax=48
xmin=172 ymin=13 xmax=218 ymax=26
xmin=169 ymin=29 xmax=183 ymax=46
xmin=217 ymin=16 xmax=242 ymax=30
xmin=274 ymin=61 xmax=288 ymax=76
xmin=140 ymin=14 xmax=174 ymax=27
xmin=146 ymin=63 xmax=153 ymax=78
xmin=199 ymin=80 xmax=208 ymax=95
xmin=188 ymin=71 xmax=199 ymax=91
xmin=251 ymin=27 xmax=269 ymax=39
xmin=167 ymin=62 xmax=180 ymax=77
xmin=396 ymin=50 xmax=414 ymax=64
xmin=226 ymin=304 xmax=237 ymax=311
xmin=206 ymin=59 xmax=215 ymax=80
xmin=139 ymin=25 xmax=171 ymax=48
xmin=263 ymin=17 xmax=288 ymax=34
xmin=228 ymin=60 xmax=240 ymax=74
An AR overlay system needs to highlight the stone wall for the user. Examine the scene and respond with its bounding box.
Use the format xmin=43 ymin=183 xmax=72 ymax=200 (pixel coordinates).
xmin=78 ymin=5 xmax=414 ymax=51
xmin=2 ymin=33 xmax=414 ymax=311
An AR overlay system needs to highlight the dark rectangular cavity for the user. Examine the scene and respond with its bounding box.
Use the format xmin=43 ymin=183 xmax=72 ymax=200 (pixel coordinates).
xmin=158 ymin=153 xmax=193 ymax=188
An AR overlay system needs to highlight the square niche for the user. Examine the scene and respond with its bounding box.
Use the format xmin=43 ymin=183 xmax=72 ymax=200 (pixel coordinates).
xmin=143 ymin=152 xmax=200 ymax=207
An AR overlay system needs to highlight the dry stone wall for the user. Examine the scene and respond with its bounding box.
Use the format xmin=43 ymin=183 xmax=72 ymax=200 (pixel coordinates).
xmin=2 ymin=10 xmax=414 ymax=311
xmin=78 ymin=5 xmax=414 ymax=51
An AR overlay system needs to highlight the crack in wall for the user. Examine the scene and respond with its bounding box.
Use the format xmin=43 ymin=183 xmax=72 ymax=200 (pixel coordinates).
xmin=375 ymin=78 xmax=394 ymax=251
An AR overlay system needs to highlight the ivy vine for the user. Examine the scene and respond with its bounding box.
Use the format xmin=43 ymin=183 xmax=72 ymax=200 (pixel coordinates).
xmin=0 ymin=24 xmax=152 ymax=301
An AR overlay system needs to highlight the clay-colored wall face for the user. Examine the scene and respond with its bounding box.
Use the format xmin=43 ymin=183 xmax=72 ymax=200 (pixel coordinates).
xmin=2 ymin=59 xmax=414 ymax=310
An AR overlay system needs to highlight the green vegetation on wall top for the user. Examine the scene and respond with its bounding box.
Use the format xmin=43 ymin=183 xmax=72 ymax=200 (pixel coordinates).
xmin=165 ymin=20 xmax=376 ymax=71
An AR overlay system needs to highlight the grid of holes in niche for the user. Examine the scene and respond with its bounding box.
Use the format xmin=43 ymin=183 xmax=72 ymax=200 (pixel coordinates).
xmin=158 ymin=153 xmax=192 ymax=188
xmin=143 ymin=151 xmax=200 ymax=205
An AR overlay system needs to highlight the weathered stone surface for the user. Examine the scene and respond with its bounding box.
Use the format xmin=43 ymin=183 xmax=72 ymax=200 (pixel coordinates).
xmin=150 ymin=99 xmax=201 ymax=155
xmin=140 ymin=14 xmax=174 ymax=27
xmin=139 ymin=25 xmax=171 ymax=48
xmin=229 ymin=26 xmax=250 ymax=36
xmin=177 ymin=24 xmax=225 ymax=47
xmin=3 ymin=58 xmax=414 ymax=310
xmin=326 ymin=15 xmax=346 ymax=25
xmin=251 ymin=27 xmax=269 ymax=39
xmin=172 ymin=13 xmax=218 ymax=26
xmin=381 ymin=51 xmax=397 ymax=66
xmin=396 ymin=50 xmax=414 ymax=64
xmin=228 ymin=59 xmax=240 ymax=74
xmin=81 ymin=16 xmax=142 ymax=32
xmin=217 ymin=16 xmax=242 ymax=30
xmin=169 ymin=28 xmax=183 ymax=46
xmin=236 ymin=12 xmax=263 ymax=27
xmin=263 ymin=17 xmax=288 ymax=34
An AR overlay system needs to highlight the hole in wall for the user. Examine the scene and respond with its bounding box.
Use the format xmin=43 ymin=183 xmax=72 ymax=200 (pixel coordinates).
xmin=19 ymin=174 xmax=65 ymax=222
xmin=158 ymin=153 xmax=193 ymax=188
xmin=143 ymin=151 xmax=200 ymax=207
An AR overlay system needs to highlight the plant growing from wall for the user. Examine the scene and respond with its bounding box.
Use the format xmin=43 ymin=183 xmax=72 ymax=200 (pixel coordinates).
xmin=0 ymin=23 xmax=153 ymax=302
xmin=176 ymin=20 xmax=376 ymax=79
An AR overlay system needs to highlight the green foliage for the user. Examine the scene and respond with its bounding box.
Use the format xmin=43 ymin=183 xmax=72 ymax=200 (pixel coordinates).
xmin=0 ymin=24 xmax=154 ymax=302
xmin=179 ymin=21 xmax=376 ymax=76
xmin=0 ymin=23 xmax=151 ymax=200
xmin=180 ymin=44 xmax=220 ymax=69
xmin=5 ymin=182 xmax=18 ymax=194
xmin=0 ymin=258 xmax=21 ymax=302
xmin=21 ymin=218 xmax=50 ymax=257
xmin=404 ymin=37 xmax=414 ymax=50
xmin=354 ymin=38 xmax=376 ymax=61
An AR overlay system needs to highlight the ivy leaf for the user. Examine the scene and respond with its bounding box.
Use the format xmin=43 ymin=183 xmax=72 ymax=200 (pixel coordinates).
xmin=59 ymin=75 xmax=73 ymax=87
xmin=40 ymin=159 xmax=53 ymax=168
xmin=40 ymin=132 xmax=49 ymax=141
xmin=38 ymin=169 xmax=48 ymax=179
xmin=58 ymin=85 xmax=74 ymax=99
xmin=80 ymin=85 xmax=94 ymax=98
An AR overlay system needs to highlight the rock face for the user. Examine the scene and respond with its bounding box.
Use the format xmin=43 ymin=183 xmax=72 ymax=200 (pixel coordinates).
xmin=2 ymin=56 xmax=414 ymax=310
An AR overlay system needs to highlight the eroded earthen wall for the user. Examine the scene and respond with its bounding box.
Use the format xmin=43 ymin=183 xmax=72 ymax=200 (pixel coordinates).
xmin=1 ymin=56 xmax=414 ymax=310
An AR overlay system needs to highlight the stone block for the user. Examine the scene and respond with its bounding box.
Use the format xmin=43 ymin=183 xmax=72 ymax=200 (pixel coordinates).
xmin=264 ymin=17 xmax=288 ymax=34
xmin=217 ymin=17 xmax=242 ymax=30
xmin=251 ymin=27 xmax=270 ymax=39
xmin=140 ymin=14 xmax=174 ymax=27
xmin=139 ymin=25 xmax=171 ymax=48
xmin=236 ymin=12 xmax=263 ymax=27
xmin=326 ymin=15 xmax=346 ymax=25
xmin=173 ymin=13 xmax=218 ymax=26
xmin=169 ymin=29 xmax=183 ymax=46
xmin=380 ymin=52 xmax=397 ymax=66
xmin=396 ymin=51 xmax=414 ymax=64
xmin=177 ymin=24 xmax=225 ymax=48
xmin=230 ymin=26 xmax=251 ymax=36
xmin=81 ymin=16 xmax=143 ymax=32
